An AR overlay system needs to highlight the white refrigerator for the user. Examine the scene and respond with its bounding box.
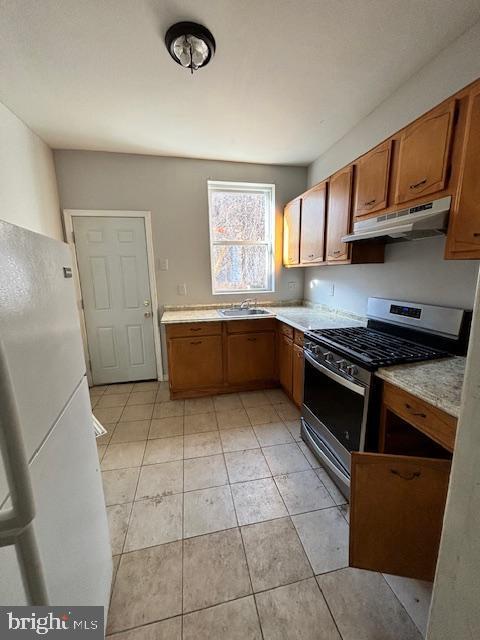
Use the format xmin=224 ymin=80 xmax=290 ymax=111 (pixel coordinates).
xmin=0 ymin=220 xmax=112 ymax=609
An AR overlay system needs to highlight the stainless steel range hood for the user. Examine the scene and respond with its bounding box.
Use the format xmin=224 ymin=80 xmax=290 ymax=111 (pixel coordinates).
xmin=342 ymin=196 xmax=451 ymax=243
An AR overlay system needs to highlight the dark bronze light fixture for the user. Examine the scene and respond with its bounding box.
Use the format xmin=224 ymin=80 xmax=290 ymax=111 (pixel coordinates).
xmin=165 ymin=22 xmax=216 ymax=74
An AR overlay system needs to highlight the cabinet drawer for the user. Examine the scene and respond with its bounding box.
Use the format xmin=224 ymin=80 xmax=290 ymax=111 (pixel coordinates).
xmin=383 ymin=383 xmax=457 ymax=452
xmin=294 ymin=330 xmax=304 ymax=347
xmin=278 ymin=322 xmax=294 ymax=339
xmin=166 ymin=322 xmax=222 ymax=338
xmin=226 ymin=318 xmax=277 ymax=334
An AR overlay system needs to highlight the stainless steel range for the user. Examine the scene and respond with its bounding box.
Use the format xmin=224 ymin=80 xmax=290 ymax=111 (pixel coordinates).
xmin=301 ymin=297 xmax=470 ymax=498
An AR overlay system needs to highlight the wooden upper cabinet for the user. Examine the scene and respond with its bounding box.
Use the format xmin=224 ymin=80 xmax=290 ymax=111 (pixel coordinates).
xmin=283 ymin=198 xmax=301 ymax=265
xmin=446 ymin=85 xmax=480 ymax=257
xmin=354 ymin=141 xmax=392 ymax=217
xmin=394 ymin=99 xmax=456 ymax=205
xmin=300 ymin=182 xmax=327 ymax=264
xmin=326 ymin=166 xmax=353 ymax=262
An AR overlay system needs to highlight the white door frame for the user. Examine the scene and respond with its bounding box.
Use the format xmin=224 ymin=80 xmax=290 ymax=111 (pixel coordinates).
xmin=63 ymin=209 xmax=163 ymax=384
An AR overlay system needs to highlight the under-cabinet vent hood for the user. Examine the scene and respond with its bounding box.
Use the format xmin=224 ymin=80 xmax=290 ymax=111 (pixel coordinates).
xmin=342 ymin=196 xmax=451 ymax=243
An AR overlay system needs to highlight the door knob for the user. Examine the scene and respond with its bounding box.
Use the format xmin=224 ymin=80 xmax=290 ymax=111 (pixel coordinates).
xmin=144 ymin=311 xmax=152 ymax=318
xmin=144 ymin=300 xmax=151 ymax=306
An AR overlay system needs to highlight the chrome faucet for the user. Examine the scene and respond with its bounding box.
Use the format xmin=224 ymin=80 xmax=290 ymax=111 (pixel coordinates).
xmin=239 ymin=298 xmax=257 ymax=310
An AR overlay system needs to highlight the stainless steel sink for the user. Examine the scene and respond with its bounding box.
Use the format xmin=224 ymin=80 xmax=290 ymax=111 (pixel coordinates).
xmin=218 ymin=308 xmax=271 ymax=317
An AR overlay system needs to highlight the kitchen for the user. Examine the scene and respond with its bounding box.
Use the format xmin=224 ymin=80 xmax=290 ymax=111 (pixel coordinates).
xmin=1 ymin=2 xmax=480 ymax=640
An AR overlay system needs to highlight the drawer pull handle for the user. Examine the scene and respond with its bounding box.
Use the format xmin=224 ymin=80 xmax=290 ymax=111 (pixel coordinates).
xmin=405 ymin=403 xmax=426 ymax=418
xmin=333 ymin=250 xmax=342 ymax=255
xmin=409 ymin=178 xmax=427 ymax=190
xmin=390 ymin=469 xmax=421 ymax=481
xmin=364 ymin=198 xmax=376 ymax=206
xmin=190 ymin=327 xmax=202 ymax=332
xmin=190 ymin=340 xmax=202 ymax=345
xmin=473 ymin=232 xmax=480 ymax=237
xmin=247 ymin=337 xmax=257 ymax=342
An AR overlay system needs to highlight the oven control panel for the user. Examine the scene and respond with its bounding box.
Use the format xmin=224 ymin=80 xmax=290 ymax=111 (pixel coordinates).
xmin=304 ymin=339 xmax=370 ymax=387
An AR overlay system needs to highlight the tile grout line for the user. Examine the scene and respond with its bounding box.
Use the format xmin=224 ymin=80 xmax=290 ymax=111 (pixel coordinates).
xmin=221 ymin=445 xmax=265 ymax=640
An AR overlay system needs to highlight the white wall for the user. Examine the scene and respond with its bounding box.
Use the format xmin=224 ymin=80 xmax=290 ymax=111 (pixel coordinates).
xmin=427 ymin=271 xmax=480 ymax=639
xmin=53 ymin=150 xmax=307 ymax=307
xmin=305 ymin=238 xmax=479 ymax=314
xmin=308 ymin=20 xmax=480 ymax=186
xmin=0 ymin=102 xmax=62 ymax=240
xmin=304 ymin=20 xmax=480 ymax=315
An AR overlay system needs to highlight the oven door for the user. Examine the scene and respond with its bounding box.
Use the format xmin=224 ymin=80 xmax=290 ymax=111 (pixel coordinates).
xmin=303 ymin=351 xmax=369 ymax=467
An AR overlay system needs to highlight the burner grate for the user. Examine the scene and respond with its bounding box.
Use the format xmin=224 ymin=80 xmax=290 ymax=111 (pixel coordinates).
xmin=309 ymin=327 xmax=448 ymax=367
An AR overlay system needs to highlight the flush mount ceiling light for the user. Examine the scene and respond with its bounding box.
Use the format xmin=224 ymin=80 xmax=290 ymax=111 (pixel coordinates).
xmin=165 ymin=21 xmax=216 ymax=74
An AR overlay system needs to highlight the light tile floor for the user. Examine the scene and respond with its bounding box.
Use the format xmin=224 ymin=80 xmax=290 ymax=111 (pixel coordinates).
xmin=92 ymin=381 xmax=427 ymax=640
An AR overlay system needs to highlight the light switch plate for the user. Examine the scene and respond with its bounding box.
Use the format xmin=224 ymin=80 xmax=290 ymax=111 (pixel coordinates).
xmin=288 ymin=281 xmax=297 ymax=290
xmin=177 ymin=283 xmax=187 ymax=296
xmin=158 ymin=258 xmax=169 ymax=271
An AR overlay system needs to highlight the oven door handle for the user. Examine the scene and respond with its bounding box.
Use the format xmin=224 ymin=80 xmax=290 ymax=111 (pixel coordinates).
xmin=304 ymin=351 xmax=366 ymax=396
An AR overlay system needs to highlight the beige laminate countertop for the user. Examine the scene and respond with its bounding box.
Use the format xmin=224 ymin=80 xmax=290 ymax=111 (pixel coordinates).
xmin=375 ymin=356 xmax=465 ymax=418
xmin=160 ymin=305 xmax=366 ymax=332
xmin=160 ymin=305 xmax=465 ymax=418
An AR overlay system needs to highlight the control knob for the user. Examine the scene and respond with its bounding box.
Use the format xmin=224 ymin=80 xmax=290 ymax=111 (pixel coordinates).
xmin=324 ymin=352 xmax=334 ymax=363
xmin=347 ymin=365 xmax=358 ymax=377
xmin=336 ymin=359 xmax=348 ymax=372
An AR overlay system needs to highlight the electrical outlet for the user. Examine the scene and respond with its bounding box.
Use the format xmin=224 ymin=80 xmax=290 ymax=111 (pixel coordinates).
xmin=288 ymin=281 xmax=297 ymax=290
xmin=177 ymin=283 xmax=187 ymax=296
xmin=158 ymin=258 xmax=169 ymax=271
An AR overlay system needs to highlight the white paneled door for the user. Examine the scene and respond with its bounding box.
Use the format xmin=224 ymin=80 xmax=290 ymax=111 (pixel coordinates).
xmin=73 ymin=216 xmax=157 ymax=384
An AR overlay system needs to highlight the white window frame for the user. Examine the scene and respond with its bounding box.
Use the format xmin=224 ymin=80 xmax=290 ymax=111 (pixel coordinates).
xmin=208 ymin=180 xmax=276 ymax=295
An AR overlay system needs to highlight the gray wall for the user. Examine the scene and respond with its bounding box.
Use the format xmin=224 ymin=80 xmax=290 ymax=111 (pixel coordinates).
xmin=304 ymin=20 xmax=480 ymax=315
xmin=54 ymin=150 xmax=307 ymax=308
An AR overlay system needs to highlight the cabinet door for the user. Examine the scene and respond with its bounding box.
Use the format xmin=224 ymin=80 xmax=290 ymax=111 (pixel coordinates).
xmin=283 ymin=198 xmax=301 ymax=265
xmin=447 ymin=86 xmax=480 ymax=257
xmin=168 ymin=335 xmax=223 ymax=390
xmin=350 ymin=452 xmax=451 ymax=581
xmin=394 ymin=100 xmax=456 ymax=205
xmin=292 ymin=344 xmax=304 ymax=407
xmin=300 ymin=182 xmax=327 ymax=264
xmin=354 ymin=141 xmax=392 ymax=217
xmin=326 ymin=166 xmax=353 ymax=262
xmin=227 ymin=332 xmax=276 ymax=385
xmin=278 ymin=333 xmax=293 ymax=394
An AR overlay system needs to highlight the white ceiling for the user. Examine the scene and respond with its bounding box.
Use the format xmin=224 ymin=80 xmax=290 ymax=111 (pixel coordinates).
xmin=1 ymin=1 xmax=479 ymax=165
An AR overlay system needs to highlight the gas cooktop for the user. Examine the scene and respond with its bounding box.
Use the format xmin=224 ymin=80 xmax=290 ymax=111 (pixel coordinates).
xmin=306 ymin=326 xmax=448 ymax=369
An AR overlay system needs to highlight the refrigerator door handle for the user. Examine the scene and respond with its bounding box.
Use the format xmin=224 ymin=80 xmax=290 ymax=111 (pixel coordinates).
xmin=0 ymin=340 xmax=49 ymax=604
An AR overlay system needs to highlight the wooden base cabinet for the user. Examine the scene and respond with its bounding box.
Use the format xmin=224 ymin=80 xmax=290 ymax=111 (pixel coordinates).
xmin=168 ymin=334 xmax=223 ymax=391
xmin=349 ymin=383 xmax=455 ymax=581
xmin=292 ymin=343 xmax=304 ymax=407
xmin=166 ymin=319 xmax=278 ymax=398
xmin=227 ymin=331 xmax=276 ymax=385
xmin=278 ymin=332 xmax=293 ymax=395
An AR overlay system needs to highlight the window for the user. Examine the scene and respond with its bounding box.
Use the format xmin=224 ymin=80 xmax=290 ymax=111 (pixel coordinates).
xmin=208 ymin=181 xmax=275 ymax=294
